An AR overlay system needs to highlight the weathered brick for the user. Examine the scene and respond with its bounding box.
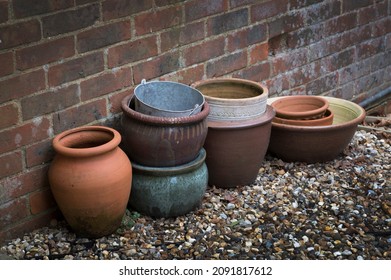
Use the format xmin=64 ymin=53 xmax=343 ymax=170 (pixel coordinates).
xmin=343 ymin=0 xmax=373 ymax=12
xmin=206 ymin=51 xmax=247 ymax=78
xmin=306 ymin=1 xmax=341 ymax=25
xmin=160 ymin=64 xmax=204 ymax=86
xmin=102 ymin=0 xmax=152 ymax=21
xmin=25 ymin=139 xmax=54 ymax=168
xmin=0 ymin=117 xmax=51 ymax=154
xmin=249 ymin=42 xmax=269 ymax=64
xmin=48 ymin=52 xmax=104 ymax=87
xmin=233 ymin=62 xmax=271 ymax=83
xmin=0 ymin=69 xmax=46 ymax=104
xmin=185 ymin=0 xmax=227 ymax=22
xmin=358 ymin=1 xmax=388 ymax=25
xmin=285 ymin=24 xmax=323 ymax=50
xmin=265 ymin=75 xmax=290 ymax=96
xmin=227 ymin=23 xmax=267 ymax=52
xmin=0 ymin=103 xmax=19 ymax=130
xmin=13 ymin=0 xmax=74 ymax=18
xmin=322 ymin=48 xmax=355 ymax=72
xmin=0 ymin=1 xmax=8 ymax=23
xmin=355 ymin=70 xmax=385 ymax=95
xmin=0 ymin=151 xmax=23 ymax=178
xmin=271 ymin=48 xmax=308 ymax=76
xmin=77 ymin=21 xmax=131 ymax=53
xmin=107 ymin=36 xmax=158 ymax=68
xmin=207 ymin=8 xmax=248 ymax=36
xmin=289 ymin=0 xmax=324 ymax=10
xmin=0 ymin=52 xmax=13 ymax=77
xmin=306 ymin=73 xmax=339 ymax=95
xmin=372 ymin=17 xmax=391 ymax=38
xmin=0 ymin=198 xmax=29 ymax=229
xmin=0 ymin=20 xmax=41 ymax=50
xmin=29 ymin=189 xmax=56 ymax=215
xmin=155 ymin=0 xmax=185 ymax=6
xmin=53 ymin=99 xmax=107 ymax=134
xmin=21 ymin=84 xmax=80 ymax=120
xmin=161 ymin=21 xmax=204 ymax=52
xmin=288 ymin=62 xmax=322 ymax=88
xmin=133 ymin=52 xmax=181 ymax=83
xmin=251 ymin=0 xmax=288 ymax=22
xmin=339 ymin=60 xmax=371 ymax=85
xmin=16 ymin=37 xmax=75 ymax=71
xmin=230 ymin=0 xmax=259 ymax=8
xmin=323 ymin=12 xmax=357 ymax=37
xmin=357 ymin=37 xmax=385 ymax=59
xmin=183 ymin=37 xmax=225 ymax=66
xmin=268 ymin=11 xmax=305 ymax=38
xmin=135 ymin=5 xmax=182 ymax=36
xmin=109 ymin=88 xmax=134 ymax=115
xmin=42 ymin=4 xmax=100 ymax=37
xmin=80 ymin=67 xmax=132 ymax=101
xmin=371 ymin=50 xmax=391 ymax=70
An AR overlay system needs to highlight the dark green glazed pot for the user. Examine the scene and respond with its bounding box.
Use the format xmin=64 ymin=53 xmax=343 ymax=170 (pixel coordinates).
xmin=128 ymin=148 xmax=208 ymax=218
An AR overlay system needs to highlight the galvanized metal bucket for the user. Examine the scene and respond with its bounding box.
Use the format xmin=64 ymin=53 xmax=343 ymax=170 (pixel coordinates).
xmin=134 ymin=79 xmax=205 ymax=117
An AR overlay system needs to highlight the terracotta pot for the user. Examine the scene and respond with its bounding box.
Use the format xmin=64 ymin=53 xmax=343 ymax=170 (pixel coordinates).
xmin=128 ymin=148 xmax=208 ymax=218
xmin=267 ymin=97 xmax=366 ymax=163
xmin=204 ymin=105 xmax=275 ymax=188
xmin=48 ymin=126 xmax=132 ymax=238
xmin=120 ymin=93 xmax=209 ymax=167
xmin=191 ymin=78 xmax=268 ymax=121
xmin=270 ymin=95 xmax=329 ymax=120
xmin=273 ymin=109 xmax=334 ymax=126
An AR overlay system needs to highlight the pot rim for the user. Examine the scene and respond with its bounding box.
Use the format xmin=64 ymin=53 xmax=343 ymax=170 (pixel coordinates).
xmin=121 ymin=93 xmax=210 ymax=125
xmin=272 ymin=108 xmax=334 ymax=126
xmin=52 ymin=126 xmax=121 ymax=157
xmin=191 ymin=77 xmax=269 ymax=102
xmin=271 ymin=95 xmax=329 ymax=119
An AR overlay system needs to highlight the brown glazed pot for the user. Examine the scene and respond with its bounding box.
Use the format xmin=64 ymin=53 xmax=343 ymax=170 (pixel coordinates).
xmin=120 ymin=93 xmax=209 ymax=167
xmin=272 ymin=109 xmax=334 ymax=126
xmin=48 ymin=126 xmax=132 ymax=238
xmin=204 ymin=105 xmax=275 ymax=188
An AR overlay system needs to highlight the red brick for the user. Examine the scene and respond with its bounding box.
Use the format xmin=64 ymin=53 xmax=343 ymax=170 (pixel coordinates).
xmin=227 ymin=23 xmax=267 ymax=52
xmin=207 ymin=8 xmax=248 ymax=36
xmin=80 ymin=67 xmax=132 ymax=101
xmin=25 ymin=139 xmax=54 ymax=168
xmin=0 ymin=69 xmax=46 ymax=104
xmin=289 ymin=0 xmax=324 ymax=10
xmin=0 ymin=1 xmax=8 ymax=23
xmin=358 ymin=2 xmax=388 ymax=26
xmin=160 ymin=64 xmax=204 ymax=86
xmin=133 ymin=52 xmax=181 ymax=83
xmin=13 ymin=0 xmax=74 ymax=18
xmin=285 ymin=24 xmax=323 ymax=50
xmin=371 ymin=50 xmax=391 ymax=70
xmin=0 ymin=103 xmax=19 ymax=130
xmin=135 ymin=5 xmax=182 ymax=36
xmin=53 ymin=99 xmax=107 ymax=134
xmin=251 ymin=0 xmax=288 ymax=22
xmin=0 ymin=166 xmax=50 ymax=204
xmin=0 ymin=151 xmax=23 ymax=178
xmin=355 ymin=70 xmax=385 ymax=96
xmin=0 ymin=117 xmax=51 ymax=154
xmin=230 ymin=0 xmax=259 ymax=8
xmin=233 ymin=62 xmax=271 ymax=83
xmin=0 ymin=20 xmax=41 ymax=50
xmin=357 ymin=38 xmax=385 ymax=59
xmin=48 ymin=52 xmax=104 ymax=87
xmin=339 ymin=60 xmax=371 ymax=85
xmin=322 ymin=48 xmax=355 ymax=72
xmin=21 ymin=84 xmax=80 ymax=120
xmin=183 ymin=37 xmax=225 ymax=66
xmin=107 ymin=36 xmax=158 ymax=68
xmin=289 ymin=62 xmax=322 ymax=88
xmin=323 ymin=12 xmax=357 ymax=37
xmin=42 ymin=4 xmax=100 ymax=37
xmin=265 ymin=75 xmax=290 ymax=96
xmin=206 ymin=51 xmax=247 ymax=78
xmin=16 ymin=37 xmax=75 ymax=71
xmin=29 ymin=189 xmax=56 ymax=215
xmin=306 ymin=1 xmax=341 ymax=25
xmin=155 ymin=0 xmax=186 ymax=6
xmin=77 ymin=20 xmax=131 ymax=53
xmin=185 ymin=0 xmax=227 ymax=22
xmin=306 ymin=72 xmax=339 ymax=95
xmin=109 ymin=88 xmax=134 ymax=115
xmin=268 ymin=11 xmax=305 ymax=38
xmin=0 ymin=52 xmax=13 ymax=77
xmin=271 ymin=48 xmax=308 ymax=76
xmin=102 ymin=0 xmax=152 ymax=21
xmin=372 ymin=17 xmax=391 ymax=38
xmin=249 ymin=43 xmax=269 ymax=64
xmin=343 ymin=0 xmax=372 ymax=12
xmin=0 ymin=198 xmax=29 ymax=229
xmin=161 ymin=21 xmax=205 ymax=52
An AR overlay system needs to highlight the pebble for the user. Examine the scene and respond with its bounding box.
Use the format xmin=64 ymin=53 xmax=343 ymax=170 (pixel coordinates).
xmin=1 ymin=130 xmax=390 ymax=260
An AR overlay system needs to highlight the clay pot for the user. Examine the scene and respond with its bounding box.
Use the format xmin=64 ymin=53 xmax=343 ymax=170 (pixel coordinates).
xmin=273 ymin=109 xmax=334 ymax=126
xmin=203 ymin=105 xmax=275 ymax=188
xmin=267 ymin=97 xmax=366 ymax=163
xmin=48 ymin=126 xmax=132 ymax=238
xmin=271 ymin=95 xmax=329 ymax=120
xmin=120 ymin=93 xmax=209 ymax=167
xmin=128 ymin=148 xmax=208 ymax=218
xmin=191 ymin=77 xmax=268 ymax=121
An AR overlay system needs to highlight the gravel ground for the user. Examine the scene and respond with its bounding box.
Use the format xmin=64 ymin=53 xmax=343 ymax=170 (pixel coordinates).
xmin=1 ymin=128 xmax=390 ymax=260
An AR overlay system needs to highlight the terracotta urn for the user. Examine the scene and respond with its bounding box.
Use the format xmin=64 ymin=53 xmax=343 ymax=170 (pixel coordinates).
xmin=272 ymin=109 xmax=334 ymax=126
xmin=120 ymin=93 xmax=209 ymax=167
xmin=128 ymin=148 xmax=208 ymax=218
xmin=48 ymin=126 xmax=132 ymax=238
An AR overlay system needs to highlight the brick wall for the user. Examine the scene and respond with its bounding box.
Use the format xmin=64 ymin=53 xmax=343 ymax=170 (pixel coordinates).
xmin=0 ymin=0 xmax=390 ymax=243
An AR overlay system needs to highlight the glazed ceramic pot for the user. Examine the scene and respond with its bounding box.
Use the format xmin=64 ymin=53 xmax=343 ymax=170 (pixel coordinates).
xmin=270 ymin=95 xmax=329 ymax=120
xmin=128 ymin=148 xmax=208 ymax=218
xmin=48 ymin=126 xmax=132 ymax=238
xmin=191 ymin=77 xmax=268 ymax=121
xmin=120 ymin=93 xmax=209 ymax=167
xmin=267 ymin=97 xmax=366 ymax=163
xmin=203 ymin=105 xmax=275 ymax=188
xmin=272 ymin=109 xmax=334 ymax=126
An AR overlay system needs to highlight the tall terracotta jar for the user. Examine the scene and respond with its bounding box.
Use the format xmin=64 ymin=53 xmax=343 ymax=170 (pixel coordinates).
xmin=48 ymin=126 xmax=132 ymax=238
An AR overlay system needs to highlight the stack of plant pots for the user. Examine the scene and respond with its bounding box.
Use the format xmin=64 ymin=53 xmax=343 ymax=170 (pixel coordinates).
xmin=192 ymin=78 xmax=275 ymax=188
xmin=120 ymin=80 xmax=210 ymax=218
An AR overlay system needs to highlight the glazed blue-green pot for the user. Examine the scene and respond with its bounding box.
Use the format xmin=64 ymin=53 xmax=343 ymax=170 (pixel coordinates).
xmin=128 ymin=148 xmax=208 ymax=218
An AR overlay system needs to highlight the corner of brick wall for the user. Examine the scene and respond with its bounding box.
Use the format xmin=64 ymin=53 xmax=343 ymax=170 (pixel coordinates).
xmin=1 ymin=0 xmax=391 ymax=244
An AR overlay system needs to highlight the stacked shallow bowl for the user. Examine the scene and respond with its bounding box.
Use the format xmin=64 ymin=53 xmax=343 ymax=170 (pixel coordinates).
xmin=120 ymin=80 xmax=209 ymax=218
